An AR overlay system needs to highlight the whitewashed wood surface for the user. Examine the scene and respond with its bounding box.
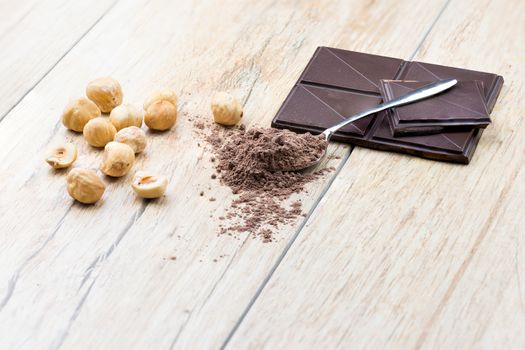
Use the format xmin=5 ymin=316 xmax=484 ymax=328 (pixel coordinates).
xmin=229 ymin=0 xmax=525 ymax=349
xmin=0 ymin=0 xmax=522 ymax=349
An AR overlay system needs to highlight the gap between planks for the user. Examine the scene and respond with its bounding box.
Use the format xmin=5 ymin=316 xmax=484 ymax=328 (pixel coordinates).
xmin=219 ymin=0 xmax=452 ymax=347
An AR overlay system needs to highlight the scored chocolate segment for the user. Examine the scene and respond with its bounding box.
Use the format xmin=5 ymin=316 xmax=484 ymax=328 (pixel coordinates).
xmin=272 ymin=47 xmax=504 ymax=163
xmin=380 ymin=80 xmax=491 ymax=135
xmin=401 ymin=61 xmax=503 ymax=112
xmin=279 ymin=85 xmax=380 ymax=136
xmin=301 ymin=47 xmax=404 ymax=93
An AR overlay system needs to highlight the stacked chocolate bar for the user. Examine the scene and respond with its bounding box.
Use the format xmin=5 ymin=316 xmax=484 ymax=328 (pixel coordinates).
xmin=272 ymin=47 xmax=504 ymax=163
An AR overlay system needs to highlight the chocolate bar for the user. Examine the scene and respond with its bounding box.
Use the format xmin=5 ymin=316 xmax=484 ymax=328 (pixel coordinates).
xmin=379 ymin=80 xmax=491 ymax=136
xmin=271 ymin=47 xmax=504 ymax=163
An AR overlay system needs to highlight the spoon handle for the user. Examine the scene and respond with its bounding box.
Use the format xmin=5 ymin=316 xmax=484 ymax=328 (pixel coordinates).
xmin=322 ymin=78 xmax=458 ymax=140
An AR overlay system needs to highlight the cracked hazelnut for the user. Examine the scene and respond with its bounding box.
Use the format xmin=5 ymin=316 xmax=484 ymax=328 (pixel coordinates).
xmin=86 ymin=77 xmax=123 ymax=113
xmin=132 ymin=171 xmax=168 ymax=198
xmin=144 ymin=89 xmax=178 ymax=110
xmin=100 ymin=141 xmax=135 ymax=177
xmin=114 ymin=126 xmax=146 ymax=154
xmin=109 ymin=103 xmax=143 ymax=131
xmin=46 ymin=143 xmax=77 ymax=169
xmin=62 ymin=97 xmax=101 ymax=132
xmin=211 ymin=91 xmax=243 ymax=126
xmin=83 ymin=117 xmax=117 ymax=148
xmin=144 ymin=100 xmax=177 ymax=131
xmin=67 ymin=168 xmax=105 ymax=204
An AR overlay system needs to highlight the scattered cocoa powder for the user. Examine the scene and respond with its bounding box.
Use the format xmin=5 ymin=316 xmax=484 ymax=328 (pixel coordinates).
xmin=199 ymin=124 xmax=333 ymax=242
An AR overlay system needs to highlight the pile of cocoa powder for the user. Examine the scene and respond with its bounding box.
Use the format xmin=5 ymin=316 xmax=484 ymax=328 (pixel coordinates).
xmin=194 ymin=120 xmax=332 ymax=242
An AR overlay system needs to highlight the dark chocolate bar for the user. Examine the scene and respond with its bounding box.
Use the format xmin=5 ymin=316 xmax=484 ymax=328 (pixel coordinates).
xmin=379 ymin=80 xmax=491 ymax=136
xmin=271 ymin=47 xmax=504 ymax=163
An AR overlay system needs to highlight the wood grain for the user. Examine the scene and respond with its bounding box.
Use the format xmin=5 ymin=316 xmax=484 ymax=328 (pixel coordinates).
xmin=0 ymin=0 xmax=116 ymax=122
xmin=228 ymin=0 xmax=525 ymax=349
xmin=0 ymin=0 xmax=447 ymax=348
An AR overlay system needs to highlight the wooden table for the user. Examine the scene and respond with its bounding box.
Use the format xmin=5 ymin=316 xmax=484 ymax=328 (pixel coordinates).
xmin=0 ymin=0 xmax=523 ymax=348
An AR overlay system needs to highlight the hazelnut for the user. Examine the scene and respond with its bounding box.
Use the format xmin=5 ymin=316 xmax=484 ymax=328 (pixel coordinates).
xmin=144 ymin=100 xmax=177 ymax=131
xmin=211 ymin=91 xmax=243 ymax=126
xmin=45 ymin=142 xmax=78 ymax=169
xmin=114 ymin=126 xmax=146 ymax=153
xmin=131 ymin=171 xmax=168 ymax=198
xmin=86 ymin=77 xmax=123 ymax=113
xmin=83 ymin=117 xmax=117 ymax=148
xmin=100 ymin=141 xmax=135 ymax=177
xmin=62 ymin=97 xmax=101 ymax=132
xmin=109 ymin=103 xmax=143 ymax=130
xmin=143 ymin=89 xmax=178 ymax=110
xmin=67 ymin=168 xmax=105 ymax=204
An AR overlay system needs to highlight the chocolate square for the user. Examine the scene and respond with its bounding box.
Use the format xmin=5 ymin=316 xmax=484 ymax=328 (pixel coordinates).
xmin=272 ymin=47 xmax=504 ymax=163
xmin=379 ymin=80 xmax=491 ymax=136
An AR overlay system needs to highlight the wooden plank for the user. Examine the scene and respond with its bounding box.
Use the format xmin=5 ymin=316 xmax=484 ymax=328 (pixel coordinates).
xmin=228 ymin=0 xmax=525 ymax=348
xmin=0 ymin=0 xmax=446 ymax=348
xmin=0 ymin=0 xmax=117 ymax=121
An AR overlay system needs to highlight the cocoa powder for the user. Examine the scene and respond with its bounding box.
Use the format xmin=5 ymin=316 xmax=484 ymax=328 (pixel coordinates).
xmin=198 ymin=122 xmax=333 ymax=242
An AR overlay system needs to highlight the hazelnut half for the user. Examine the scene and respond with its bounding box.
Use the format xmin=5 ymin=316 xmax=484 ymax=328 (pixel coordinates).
xmin=45 ymin=143 xmax=78 ymax=169
xmin=67 ymin=168 xmax=105 ymax=204
xmin=109 ymin=103 xmax=143 ymax=131
xmin=144 ymin=100 xmax=177 ymax=131
xmin=114 ymin=126 xmax=146 ymax=154
xmin=86 ymin=77 xmax=123 ymax=113
xmin=143 ymin=89 xmax=178 ymax=110
xmin=83 ymin=117 xmax=117 ymax=148
xmin=62 ymin=97 xmax=101 ymax=132
xmin=211 ymin=91 xmax=243 ymax=126
xmin=100 ymin=141 xmax=135 ymax=177
xmin=131 ymin=171 xmax=168 ymax=198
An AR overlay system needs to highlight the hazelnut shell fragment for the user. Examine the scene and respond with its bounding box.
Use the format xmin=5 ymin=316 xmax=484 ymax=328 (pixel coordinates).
xmin=131 ymin=171 xmax=168 ymax=198
xmin=46 ymin=142 xmax=78 ymax=169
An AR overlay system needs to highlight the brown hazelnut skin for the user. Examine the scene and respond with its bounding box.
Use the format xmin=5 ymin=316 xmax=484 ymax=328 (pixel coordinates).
xmin=144 ymin=100 xmax=177 ymax=131
xmin=100 ymin=142 xmax=135 ymax=177
xmin=62 ymin=97 xmax=101 ymax=132
xmin=66 ymin=168 xmax=106 ymax=204
xmin=86 ymin=77 xmax=123 ymax=113
xmin=83 ymin=117 xmax=117 ymax=148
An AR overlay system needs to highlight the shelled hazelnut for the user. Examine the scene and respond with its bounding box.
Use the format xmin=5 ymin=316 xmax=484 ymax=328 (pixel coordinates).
xmin=100 ymin=141 xmax=135 ymax=177
xmin=83 ymin=117 xmax=117 ymax=147
xmin=114 ymin=126 xmax=146 ymax=154
xmin=86 ymin=77 xmax=123 ymax=113
xmin=45 ymin=143 xmax=77 ymax=169
xmin=66 ymin=168 xmax=105 ymax=204
xmin=144 ymin=100 xmax=177 ymax=131
xmin=211 ymin=91 xmax=243 ymax=126
xmin=62 ymin=97 xmax=101 ymax=132
xmin=109 ymin=104 xmax=143 ymax=131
